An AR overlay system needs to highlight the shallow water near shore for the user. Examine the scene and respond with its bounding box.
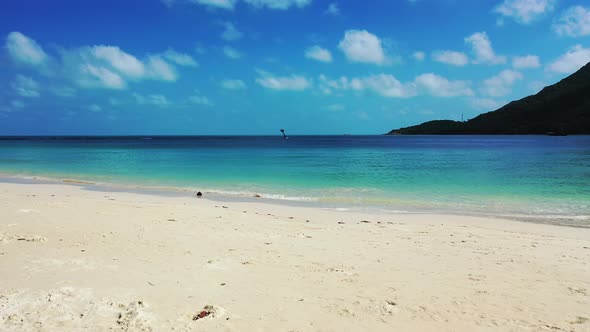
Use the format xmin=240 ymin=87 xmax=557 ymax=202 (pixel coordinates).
xmin=1 ymin=135 xmax=589 ymax=226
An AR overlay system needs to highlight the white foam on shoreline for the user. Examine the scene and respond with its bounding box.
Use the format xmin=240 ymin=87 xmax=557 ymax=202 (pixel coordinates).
xmin=1 ymin=172 xmax=588 ymax=227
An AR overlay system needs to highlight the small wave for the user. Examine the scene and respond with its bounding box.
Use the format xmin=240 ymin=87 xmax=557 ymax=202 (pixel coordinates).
xmin=322 ymin=207 xmax=350 ymax=211
xmin=202 ymin=189 xmax=317 ymax=202
xmin=496 ymin=213 xmax=590 ymax=221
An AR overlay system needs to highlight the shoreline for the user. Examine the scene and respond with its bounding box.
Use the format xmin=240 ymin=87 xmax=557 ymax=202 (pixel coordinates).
xmin=1 ymin=172 xmax=588 ymax=228
xmin=1 ymin=180 xmax=589 ymax=331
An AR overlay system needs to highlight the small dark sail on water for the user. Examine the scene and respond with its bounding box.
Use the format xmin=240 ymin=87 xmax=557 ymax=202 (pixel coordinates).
xmin=280 ymin=129 xmax=288 ymax=139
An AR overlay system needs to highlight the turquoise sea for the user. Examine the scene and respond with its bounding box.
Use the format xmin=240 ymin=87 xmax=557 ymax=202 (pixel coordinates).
xmin=1 ymin=135 xmax=589 ymax=226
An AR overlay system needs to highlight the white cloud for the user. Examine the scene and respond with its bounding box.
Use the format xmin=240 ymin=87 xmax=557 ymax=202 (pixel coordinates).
xmin=414 ymin=73 xmax=474 ymax=97
xmin=79 ymin=64 xmax=126 ymax=89
xmin=191 ymin=0 xmax=238 ymax=10
xmin=221 ymin=22 xmax=243 ymax=41
xmin=256 ymin=71 xmax=311 ymax=91
xmin=10 ymin=33 xmax=189 ymax=90
xmin=360 ymin=74 xmax=417 ymax=98
xmin=5 ymin=31 xmax=48 ymax=66
xmin=432 ymin=50 xmax=469 ymax=66
xmin=145 ymin=55 xmax=178 ymax=81
xmin=317 ymin=75 xmax=355 ymax=94
xmin=318 ymin=73 xmax=472 ymax=98
xmin=133 ymin=93 xmax=170 ymax=107
xmin=471 ymin=98 xmax=503 ymax=111
xmin=553 ymin=6 xmax=590 ymax=37
xmin=62 ymin=47 xmax=178 ymax=89
xmin=546 ymin=45 xmax=590 ymax=74
xmin=512 ymin=55 xmax=540 ymax=69
xmin=188 ymin=91 xmax=214 ymax=106
xmin=92 ymin=45 xmax=146 ymax=78
xmin=413 ymin=51 xmax=425 ymax=61
xmin=465 ymin=32 xmax=506 ymax=65
xmin=12 ymin=75 xmax=40 ymax=97
xmin=494 ymin=0 xmax=555 ymax=24
xmin=221 ymin=79 xmax=247 ymax=90
xmin=481 ymin=69 xmax=523 ymax=97
xmin=223 ymin=45 xmax=242 ymax=59
xmin=338 ymin=30 xmax=388 ymax=65
xmin=163 ymin=49 xmax=198 ymax=67
xmin=325 ymin=2 xmax=340 ymax=15
xmin=305 ymin=45 xmax=332 ymax=62
xmin=242 ymin=0 xmax=311 ymax=10
xmin=193 ymin=0 xmax=311 ymax=10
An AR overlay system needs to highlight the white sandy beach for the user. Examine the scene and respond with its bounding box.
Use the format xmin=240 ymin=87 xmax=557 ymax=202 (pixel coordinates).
xmin=1 ymin=180 xmax=589 ymax=331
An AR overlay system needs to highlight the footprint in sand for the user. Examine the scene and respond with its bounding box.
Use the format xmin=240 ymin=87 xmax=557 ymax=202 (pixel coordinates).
xmin=567 ymin=287 xmax=587 ymax=296
xmin=0 ymin=233 xmax=47 ymax=243
xmin=116 ymin=301 xmax=152 ymax=331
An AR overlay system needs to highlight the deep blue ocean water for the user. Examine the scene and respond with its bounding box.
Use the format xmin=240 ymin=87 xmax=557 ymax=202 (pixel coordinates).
xmin=1 ymin=135 xmax=589 ymax=225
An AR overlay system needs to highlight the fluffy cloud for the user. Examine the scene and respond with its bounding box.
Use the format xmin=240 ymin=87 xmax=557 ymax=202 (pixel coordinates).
xmin=5 ymin=32 xmax=198 ymax=90
xmin=188 ymin=91 xmax=214 ymax=106
xmin=71 ymin=48 xmax=182 ymax=88
xmin=79 ymin=64 xmax=126 ymax=89
xmin=68 ymin=49 xmax=178 ymax=89
xmin=512 ymin=55 xmax=540 ymax=69
xmin=317 ymin=75 xmax=359 ymax=94
xmin=413 ymin=51 xmax=425 ymax=61
xmin=221 ymin=79 xmax=247 ymax=90
xmin=243 ymin=0 xmax=311 ymax=9
xmin=190 ymin=0 xmax=311 ymax=10
xmin=163 ymin=49 xmax=198 ymax=67
xmin=481 ymin=69 xmax=523 ymax=97
xmin=145 ymin=55 xmax=178 ymax=81
xmin=305 ymin=45 xmax=332 ymax=62
xmin=191 ymin=0 xmax=237 ymax=10
xmin=92 ymin=46 xmax=146 ymax=78
xmin=494 ymin=0 xmax=555 ymax=24
xmin=414 ymin=73 xmax=474 ymax=97
xmin=11 ymin=75 xmax=40 ymax=97
xmin=318 ymin=73 xmax=472 ymax=98
xmin=553 ymin=6 xmax=590 ymax=37
xmin=256 ymin=71 xmax=311 ymax=91
xmin=465 ymin=32 xmax=506 ymax=65
xmin=133 ymin=93 xmax=170 ymax=107
xmin=221 ymin=22 xmax=243 ymax=41
xmin=223 ymin=45 xmax=242 ymax=59
xmin=358 ymin=74 xmax=417 ymax=98
xmin=546 ymin=45 xmax=590 ymax=74
xmin=338 ymin=30 xmax=388 ymax=65
xmin=432 ymin=50 xmax=469 ymax=66
xmin=5 ymin=31 xmax=48 ymax=66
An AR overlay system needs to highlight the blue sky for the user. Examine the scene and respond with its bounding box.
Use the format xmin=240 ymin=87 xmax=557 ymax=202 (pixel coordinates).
xmin=1 ymin=0 xmax=589 ymax=135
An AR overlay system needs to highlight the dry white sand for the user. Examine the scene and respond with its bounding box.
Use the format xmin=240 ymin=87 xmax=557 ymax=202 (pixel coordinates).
xmin=1 ymin=181 xmax=589 ymax=331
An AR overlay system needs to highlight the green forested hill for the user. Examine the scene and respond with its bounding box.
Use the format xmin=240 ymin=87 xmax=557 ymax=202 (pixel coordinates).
xmin=388 ymin=62 xmax=590 ymax=135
